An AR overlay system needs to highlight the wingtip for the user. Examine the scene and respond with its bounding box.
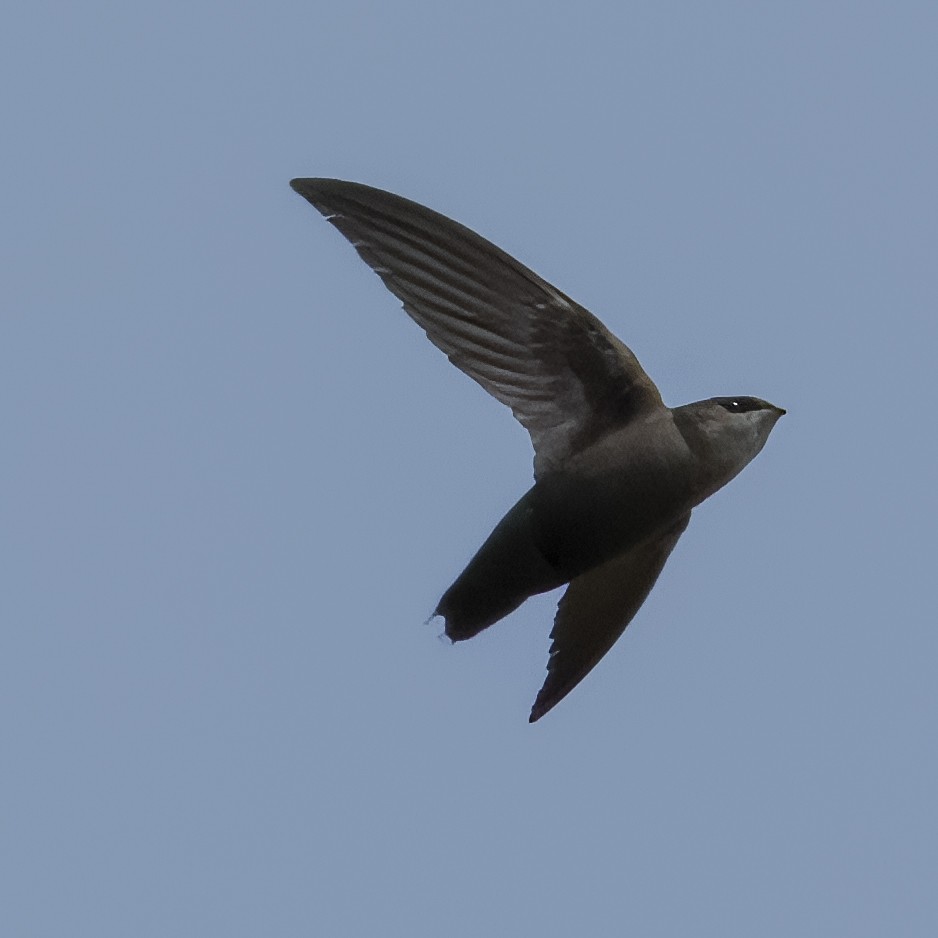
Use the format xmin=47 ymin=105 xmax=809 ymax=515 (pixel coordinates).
xmin=291 ymin=178 xmax=354 ymax=222
xmin=290 ymin=176 xmax=349 ymax=198
xmin=290 ymin=177 xmax=323 ymax=198
xmin=528 ymin=694 xmax=553 ymax=724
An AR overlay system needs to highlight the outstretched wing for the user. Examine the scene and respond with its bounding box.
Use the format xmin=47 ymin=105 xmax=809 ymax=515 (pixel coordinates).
xmin=529 ymin=513 xmax=691 ymax=723
xmin=291 ymin=178 xmax=662 ymax=475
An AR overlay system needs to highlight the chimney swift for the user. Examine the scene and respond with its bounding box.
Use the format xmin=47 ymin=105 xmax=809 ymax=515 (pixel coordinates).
xmin=291 ymin=178 xmax=784 ymax=722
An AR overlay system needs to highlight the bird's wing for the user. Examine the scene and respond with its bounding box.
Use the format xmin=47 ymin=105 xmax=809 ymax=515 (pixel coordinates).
xmin=529 ymin=512 xmax=691 ymax=723
xmin=291 ymin=178 xmax=663 ymax=475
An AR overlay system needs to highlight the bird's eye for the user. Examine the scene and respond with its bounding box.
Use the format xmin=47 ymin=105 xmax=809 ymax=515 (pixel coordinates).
xmin=715 ymin=398 xmax=743 ymax=412
xmin=715 ymin=396 xmax=763 ymax=414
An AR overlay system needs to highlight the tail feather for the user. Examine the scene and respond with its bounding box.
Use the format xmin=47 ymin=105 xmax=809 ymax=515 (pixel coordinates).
xmin=434 ymin=491 xmax=564 ymax=641
xmin=436 ymin=580 xmax=528 ymax=642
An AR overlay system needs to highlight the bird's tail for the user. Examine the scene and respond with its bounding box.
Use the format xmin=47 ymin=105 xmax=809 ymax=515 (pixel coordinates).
xmin=435 ymin=491 xmax=565 ymax=641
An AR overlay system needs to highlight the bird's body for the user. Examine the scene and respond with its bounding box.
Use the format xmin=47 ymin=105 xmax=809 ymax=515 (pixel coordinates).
xmin=436 ymin=413 xmax=696 ymax=641
xmin=291 ymin=178 xmax=784 ymax=721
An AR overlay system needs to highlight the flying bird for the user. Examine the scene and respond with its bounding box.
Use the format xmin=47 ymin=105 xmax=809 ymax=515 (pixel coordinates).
xmin=291 ymin=178 xmax=784 ymax=722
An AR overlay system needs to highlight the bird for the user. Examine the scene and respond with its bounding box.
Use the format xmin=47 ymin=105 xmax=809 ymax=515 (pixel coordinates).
xmin=290 ymin=178 xmax=785 ymax=722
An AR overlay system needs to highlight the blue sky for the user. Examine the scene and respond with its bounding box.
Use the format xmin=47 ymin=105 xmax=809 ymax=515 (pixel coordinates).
xmin=3 ymin=2 xmax=937 ymax=935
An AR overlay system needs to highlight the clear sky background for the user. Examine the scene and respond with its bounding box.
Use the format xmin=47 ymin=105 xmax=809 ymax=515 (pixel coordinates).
xmin=3 ymin=2 xmax=937 ymax=935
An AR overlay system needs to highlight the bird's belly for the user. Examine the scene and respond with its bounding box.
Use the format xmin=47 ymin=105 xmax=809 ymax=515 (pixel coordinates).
xmin=529 ymin=466 xmax=694 ymax=581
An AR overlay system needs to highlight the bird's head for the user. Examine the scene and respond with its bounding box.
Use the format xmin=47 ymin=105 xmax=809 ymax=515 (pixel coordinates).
xmin=673 ymin=396 xmax=785 ymax=500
